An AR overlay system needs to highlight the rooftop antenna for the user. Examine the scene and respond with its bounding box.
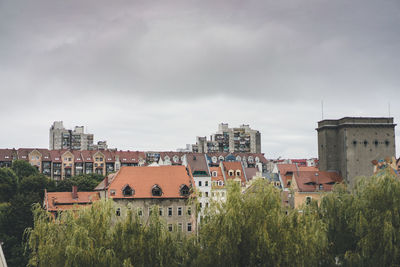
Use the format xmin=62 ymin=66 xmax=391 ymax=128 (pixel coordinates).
xmin=388 ymin=102 xmax=391 ymax=117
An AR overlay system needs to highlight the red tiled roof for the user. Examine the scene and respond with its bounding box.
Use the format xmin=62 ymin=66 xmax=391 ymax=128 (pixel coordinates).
xmin=116 ymin=150 xmax=143 ymax=164
xmin=222 ymin=161 xmax=246 ymax=184
xmin=277 ymin=164 xmax=297 ymax=187
xmin=294 ymin=171 xmax=342 ymax=192
xmin=44 ymin=191 xmax=100 ymax=211
xmin=104 ymin=165 xmax=193 ymax=199
xmin=209 ymin=167 xmax=224 ymax=188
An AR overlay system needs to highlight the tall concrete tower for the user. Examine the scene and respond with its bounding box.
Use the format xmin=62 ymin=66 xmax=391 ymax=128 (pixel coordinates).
xmin=317 ymin=117 xmax=396 ymax=185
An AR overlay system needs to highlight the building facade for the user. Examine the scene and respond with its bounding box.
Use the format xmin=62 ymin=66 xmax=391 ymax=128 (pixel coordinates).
xmin=95 ymin=165 xmax=196 ymax=233
xmin=190 ymin=123 xmax=261 ymax=153
xmin=49 ymin=121 xmax=108 ymax=150
xmin=317 ymin=117 xmax=396 ymax=185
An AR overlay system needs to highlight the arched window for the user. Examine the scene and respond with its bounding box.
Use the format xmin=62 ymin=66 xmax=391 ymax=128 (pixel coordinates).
xmin=248 ymin=156 xmax=254 ymax=163
xmin=219 ymin=156 xmax=224 ymax=161
xmin=236 ymin=170 xmax=241 ymax=176
xmin=152 ymin=185 xmax=162 ymax=196
xmin=212 ymin=156 xmax=217 ymax=163
xmin=173 ymin=155 xmax=179 ymax=163
xmin=212 ymin=171 xmax=217 ymax=177
xmin=228 ymin=170 xmax=234 ymax=176
xmin=180 ymin=184 xmax=190 ymax=196
xmin=122 ymin=185 xmax=134 ymax=197
xmin=218 ymin=180 xmax=224 ymax=186
xmin=164 ymin=155 xmax=170 ymax=161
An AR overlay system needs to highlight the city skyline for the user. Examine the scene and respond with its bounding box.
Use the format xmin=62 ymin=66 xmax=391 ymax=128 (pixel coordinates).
xmin=0 ymin=0 xmax=399 ymax=158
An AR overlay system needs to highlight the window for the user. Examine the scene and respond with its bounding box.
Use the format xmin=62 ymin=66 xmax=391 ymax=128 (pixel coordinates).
xmin=168 ymin=224 xmax=173 ymax=232
xmin=152 ymin=185 xmax=162 ymax=196
xmin=221 ymin=192 xmax=225 ymax=197
xmin=205 ymin=181 xmax=209 ymax=187
xmin=198 ymin=181 xmax=202 ymax=187
xmin=228 ymin=170 xmax=234 ymax=176
xmin=353 ymin=140 xmax=357 ymax=146
xmin=212 ymin=171 xmax=217 ymax=177
xmin=187 ymin=207 xmax=191 ymax=216
xmin=206 ymin=202 xmax=209 ymax=208
xmin=180 ymin=184 xmax=190 ymax=196
xmin=138 ymin=208 xmax=143 ymax=216
xmin=205 ymin=192 xmax=209 ymax=197
xmin=116 ymin=208 xmax=121 ymax=216
xmin=236 ymin=170 xmax=241 ymax=176
xmin=187 ymin=223 xmax=192 ymax=232
xmin=159 ymin=207 xmax=163 ymax=216
xmin=122 ymin=185 xmax=134 ymax=197
xmin=168 ymin=207 xmax=172 ymax=216
xmin=385 ymin=140 xmax=390 ymax=146
xmin=178 ymin=207 xmax=182 ymax=216
xmin=374 ymin=140 xmax=379 ymax=146
xmin=306 ymin=197 xmax=312 ymax=205
xmin=218 ymin=181 xmax=224 ymax=186
xmin=178 ymin=223 xmax=183 ymax=231
xmin=319 ymin=184 xmax=324 ymax=190
xmin=363 ymin=140 xmax=368 ymax=146
xmin=199 ymin=203 xmax=202 ymax=208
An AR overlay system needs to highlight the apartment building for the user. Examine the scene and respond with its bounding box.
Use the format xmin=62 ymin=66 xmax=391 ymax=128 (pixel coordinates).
xmin=49 ymin=121 xmax=108 ymax=150
xmin=190 ymin=123 xmax=261 ymax=153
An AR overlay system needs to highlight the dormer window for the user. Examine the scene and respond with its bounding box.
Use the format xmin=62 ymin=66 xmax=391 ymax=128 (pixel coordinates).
xmin=255 ymin=157 xmax=260 ymax=163
xmin=219 ymin=156 xmax=224 ymax=161
xmin=235 ymin=170 xmax=241 ymax=176
xmin=212 ymin=156 xmax=217 ymax=163
xmin=236 ymin=156 xmax=241 ymax=161
xmin=122 ymin=185 xmax=134 ymax=197
xmin=228 ymin=170 xmax=234 ymax=176
xmin=212 ymin=171 xmax=217 ymax=177
xmin=319 ymin=184 xmax=324 ymax=190
xmin=165 ymin=156 xmax=170 ymax=161
xmin=180 ymin=184 xmax=190 ymax=196
xmin=173 ymin=156 xmax=179 ymax=163
xmin=152 ymin=185 xmax=162 ymax=197
xmin=248 ymin=156 xmax=254 ymax=163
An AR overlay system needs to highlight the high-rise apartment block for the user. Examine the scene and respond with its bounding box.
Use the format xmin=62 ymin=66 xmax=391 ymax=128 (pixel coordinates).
xmin=317 ymin=117 xmax=396 ymax=185
xmin=191 ymin=123 xmax=261 ymax=153
xmin=49 ymin=121 xmax=107 ymax=150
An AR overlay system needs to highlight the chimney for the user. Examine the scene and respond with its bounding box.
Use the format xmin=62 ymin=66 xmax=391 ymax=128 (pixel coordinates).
xmin=72 ymin=185 xmax=78 ymax=199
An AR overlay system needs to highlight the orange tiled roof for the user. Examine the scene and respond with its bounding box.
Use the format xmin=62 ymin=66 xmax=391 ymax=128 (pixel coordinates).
xmin=222 ymin=161 xmax=246 ymax=184
xmin=45 ymin=191 xmax=100 ymax=211
xmin=277 ymin=164 xmax=297 ymax=188
xmin=294 ymin=171 xmax=342 ymax=192
xmin=210 ymin=167 xmax=224 ymax=188
xmin=104 ymin=165 xmax=193 ymax=199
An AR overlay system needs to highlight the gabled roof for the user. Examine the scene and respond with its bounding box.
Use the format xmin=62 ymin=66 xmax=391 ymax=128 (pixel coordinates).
xmin=222 ymin=161 xmax=246 ymax=184
xmin=244 ymin=167 xmax=258 ymax=181
xmin=186 ymin=153 xmax=210 ymax=177
xmin=102 ymin=165 xmax=193 ymax=199
xmin=44 ymin=191 xmax=100 ymax=211
xmin=294 ymin=171 xmax=342 ymax=192
xmin=277 ymin=164 xmax=297 ymax=188
xmin=209 ymin=166 xmax=225 ymax=188
xmin=115 ymin=150 xmax=142 ymax=164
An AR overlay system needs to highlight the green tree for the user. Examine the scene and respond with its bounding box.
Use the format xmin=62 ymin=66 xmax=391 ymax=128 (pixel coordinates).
xmin=320 ymin=170 xmax=400 ymax=266
xmin=11 ymin=160 xmax=38 ymax=180
xmin=55 ymin=173 xmax=104 ymax=192
xmin=0 ymin=168 xmax=18 ymax=202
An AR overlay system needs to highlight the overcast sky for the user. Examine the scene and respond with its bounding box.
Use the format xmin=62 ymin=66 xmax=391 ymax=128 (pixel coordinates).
xmin=0 ymin=0 xmax=399 ymax=158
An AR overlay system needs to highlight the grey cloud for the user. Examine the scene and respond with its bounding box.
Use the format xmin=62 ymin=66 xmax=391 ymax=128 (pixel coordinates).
xmin=0 ymin=0 xmax=399 ymax=157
